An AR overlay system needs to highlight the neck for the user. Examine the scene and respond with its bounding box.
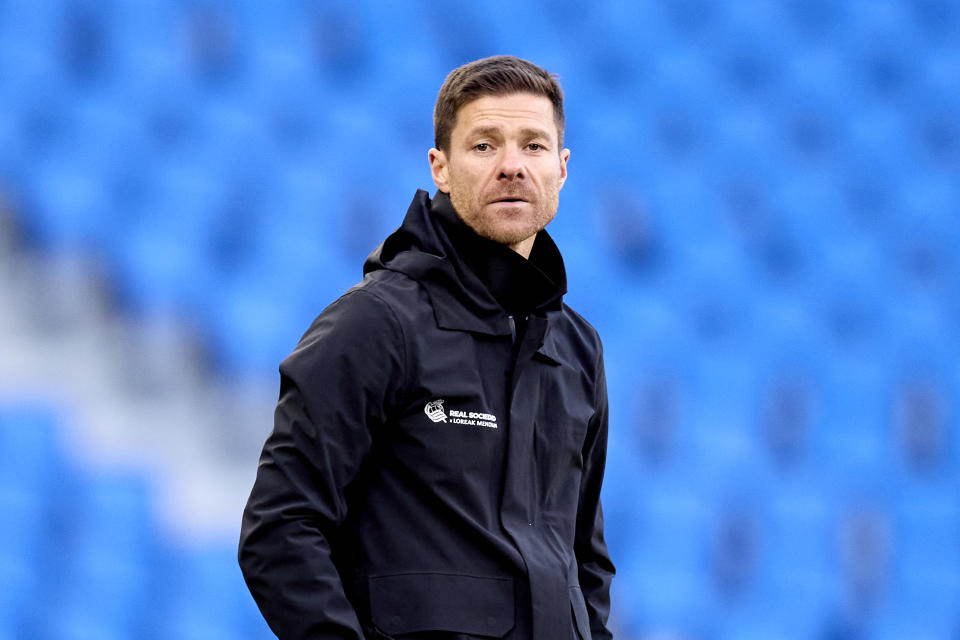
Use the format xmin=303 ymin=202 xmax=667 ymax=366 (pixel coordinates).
xmin=508 ymin=234 xmax=537 ymax=260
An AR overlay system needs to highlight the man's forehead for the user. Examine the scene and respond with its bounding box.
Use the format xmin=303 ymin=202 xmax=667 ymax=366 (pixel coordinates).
xmin=458 ymin=93 xmax=554 ymax=118
xmin=453 ymin=93 xmax=558 ymax=137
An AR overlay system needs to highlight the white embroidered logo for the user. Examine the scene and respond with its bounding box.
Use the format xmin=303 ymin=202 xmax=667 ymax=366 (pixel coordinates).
xmin=425 ymin=399 xmax=499 ymax=429
xmin=424 ymin=399 xmax=447 ymax=423
xmin=448 ymin=409 xmax=498 ymax=429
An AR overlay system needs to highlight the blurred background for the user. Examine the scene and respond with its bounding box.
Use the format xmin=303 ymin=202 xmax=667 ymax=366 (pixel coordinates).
xmin=1 ymin=0 xmax=958 ymax=638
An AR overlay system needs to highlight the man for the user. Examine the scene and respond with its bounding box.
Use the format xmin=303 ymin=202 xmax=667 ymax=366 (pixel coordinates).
xmin=239 ymin=55 xmax=614 ymax=640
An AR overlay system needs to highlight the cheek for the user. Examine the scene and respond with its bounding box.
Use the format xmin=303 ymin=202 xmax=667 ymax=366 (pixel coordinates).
xmin=536 ymin=161 xmax=561 ymax=183
xmin=460 ymin=172 xmax=490 ymax=201
xmin=537 ymin=170 xmax=561 ymax=195
xmin=449 ymin=163 xmax=475 ymax=186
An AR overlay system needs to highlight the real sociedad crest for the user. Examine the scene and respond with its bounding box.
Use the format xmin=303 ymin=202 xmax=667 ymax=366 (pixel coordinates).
xmin=424 ymin=399 xmax=447 ymax=423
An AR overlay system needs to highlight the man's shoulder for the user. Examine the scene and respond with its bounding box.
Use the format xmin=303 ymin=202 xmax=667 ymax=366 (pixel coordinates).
xmin=557 ymin=302 xmax=604 ymax=355
xmin=282 ymin=272 xmax=418 ymax=372
xmin=349 ymin=268 xmax=420 ymax=301
xmin=542 ymin=303 xmax=604 ymax=386
xmin=340 ymin=269 xmax=430 ymax=326
xmin=303 ymin=269 xmax=422 ymax=328
xmin=307 ymin=269 xmax=429 ymax=334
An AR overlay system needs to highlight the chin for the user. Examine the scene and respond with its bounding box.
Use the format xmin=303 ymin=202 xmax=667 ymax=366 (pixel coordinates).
xmin=482 ymin=222 xmax=541 ymax=246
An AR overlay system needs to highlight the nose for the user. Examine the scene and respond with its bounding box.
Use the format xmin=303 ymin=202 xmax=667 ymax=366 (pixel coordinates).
xmin=497 ymin=145 xmax=526 ymax=181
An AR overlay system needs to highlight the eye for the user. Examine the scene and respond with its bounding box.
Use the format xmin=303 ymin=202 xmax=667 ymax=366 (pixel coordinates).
xmin=528 ymin=142 xmax=544 ymax=151
xmin=474 ymin=143 xmax=491 ymax=152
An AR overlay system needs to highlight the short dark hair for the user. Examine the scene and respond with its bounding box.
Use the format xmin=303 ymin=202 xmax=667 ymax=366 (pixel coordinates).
xmin=433 ymin=55 xmax=565 ymax=152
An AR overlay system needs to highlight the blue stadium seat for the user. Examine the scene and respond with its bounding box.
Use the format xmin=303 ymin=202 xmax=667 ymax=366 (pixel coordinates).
xmin=710 ymin=4 xmax=791 ymax=109
xmin=785 ymin=0 xmax=851 ymax=43
xmin=244 ymin=70 xmax=330 ymax=162
xmin=158 ymin=547 xmax=248 ymax=640
xmin=0 ymin=405 xmax=59 ymax=639
xmin=52 ymin=471 xmax=157 ymax=637
xmin=0 ymin=403 xmax=65 ymax=493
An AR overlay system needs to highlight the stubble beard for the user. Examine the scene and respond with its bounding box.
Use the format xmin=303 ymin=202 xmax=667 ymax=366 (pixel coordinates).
xmin=449 ymin=182 xmax=560 ymax=247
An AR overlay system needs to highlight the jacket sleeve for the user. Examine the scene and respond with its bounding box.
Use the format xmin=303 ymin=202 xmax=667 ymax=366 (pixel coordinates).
xmin=575 ymin=345 xmax=616 ymax=639
xmin=238 ymin=289 xmax=406 ymax=640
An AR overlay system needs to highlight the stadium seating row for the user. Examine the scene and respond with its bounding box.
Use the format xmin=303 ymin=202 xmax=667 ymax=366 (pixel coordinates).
xmin=2 ymin=1 xmax=959 ymax=638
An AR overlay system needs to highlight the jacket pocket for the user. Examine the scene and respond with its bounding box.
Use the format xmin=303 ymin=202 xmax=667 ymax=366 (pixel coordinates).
xmin=569 ymin=585 xmax=590 ymax=640
xmin=369 ymin=572 xmax=515 ymax=638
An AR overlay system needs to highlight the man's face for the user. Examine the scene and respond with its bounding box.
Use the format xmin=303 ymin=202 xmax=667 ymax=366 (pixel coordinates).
xmin=429 ymin=93 xmax=569 ymax=254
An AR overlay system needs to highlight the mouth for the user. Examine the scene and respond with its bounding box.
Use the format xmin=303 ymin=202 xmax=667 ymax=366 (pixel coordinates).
xmin=490 ymin=197 xmax=528 ymax=204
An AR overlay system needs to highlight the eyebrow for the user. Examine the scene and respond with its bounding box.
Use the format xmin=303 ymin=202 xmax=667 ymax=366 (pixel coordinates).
xmin=466 ymin=125 xmax=553 ymax=142
xmin=518 ymin=127 xmax=552 ymax=141
xmin=466 ymin=126 xmax=504 ymax=140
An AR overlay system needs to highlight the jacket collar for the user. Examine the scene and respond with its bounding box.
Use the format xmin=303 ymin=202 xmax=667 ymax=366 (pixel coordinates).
xmin=374 ymin=249 xmax=513 ymax=336
xmin=364 ymin=190 xmax=567 ymax=339
xmin=534 ymin=312 xmax=567 ymax=366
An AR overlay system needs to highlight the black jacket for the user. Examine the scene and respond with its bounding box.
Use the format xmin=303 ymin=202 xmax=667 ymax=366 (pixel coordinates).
xmin=239 ymin=190 xmax=614 ymax=640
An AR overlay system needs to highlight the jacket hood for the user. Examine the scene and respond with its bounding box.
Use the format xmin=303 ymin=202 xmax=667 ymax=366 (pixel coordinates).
xmin=363 ymin=190 xmax=567 ymax=335
xmin=363 ymin=190 xmax=449 ymax=276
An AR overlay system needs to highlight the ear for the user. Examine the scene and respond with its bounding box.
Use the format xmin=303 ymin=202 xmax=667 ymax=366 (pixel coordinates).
xmin=428 ymin=148 xmax=450 ymax=193
xmin=558 ymin=148 xmax=570 ymax=190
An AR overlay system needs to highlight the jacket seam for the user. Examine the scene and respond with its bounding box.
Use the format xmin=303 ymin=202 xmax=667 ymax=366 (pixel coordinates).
xmin=367 ymin=570 xmax=512 ymax=580
xmin=592 ymin=341 xmax=604 ymax=417
xmin=353 ymin=287 xmax=409 ymax=391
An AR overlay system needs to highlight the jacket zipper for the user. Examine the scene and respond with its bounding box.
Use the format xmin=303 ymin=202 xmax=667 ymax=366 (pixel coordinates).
xmin=508 ymin=313 xmax=536 ymax=526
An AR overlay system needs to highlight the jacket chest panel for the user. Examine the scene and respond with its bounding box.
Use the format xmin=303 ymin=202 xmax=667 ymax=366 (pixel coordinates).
xmin=526 ymin=364 xmax=594 ymax=520
xmin=386 ymin=330 xmax=512 ymax=488
xmin=384 ymin=324 xmax=596 ymax=520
